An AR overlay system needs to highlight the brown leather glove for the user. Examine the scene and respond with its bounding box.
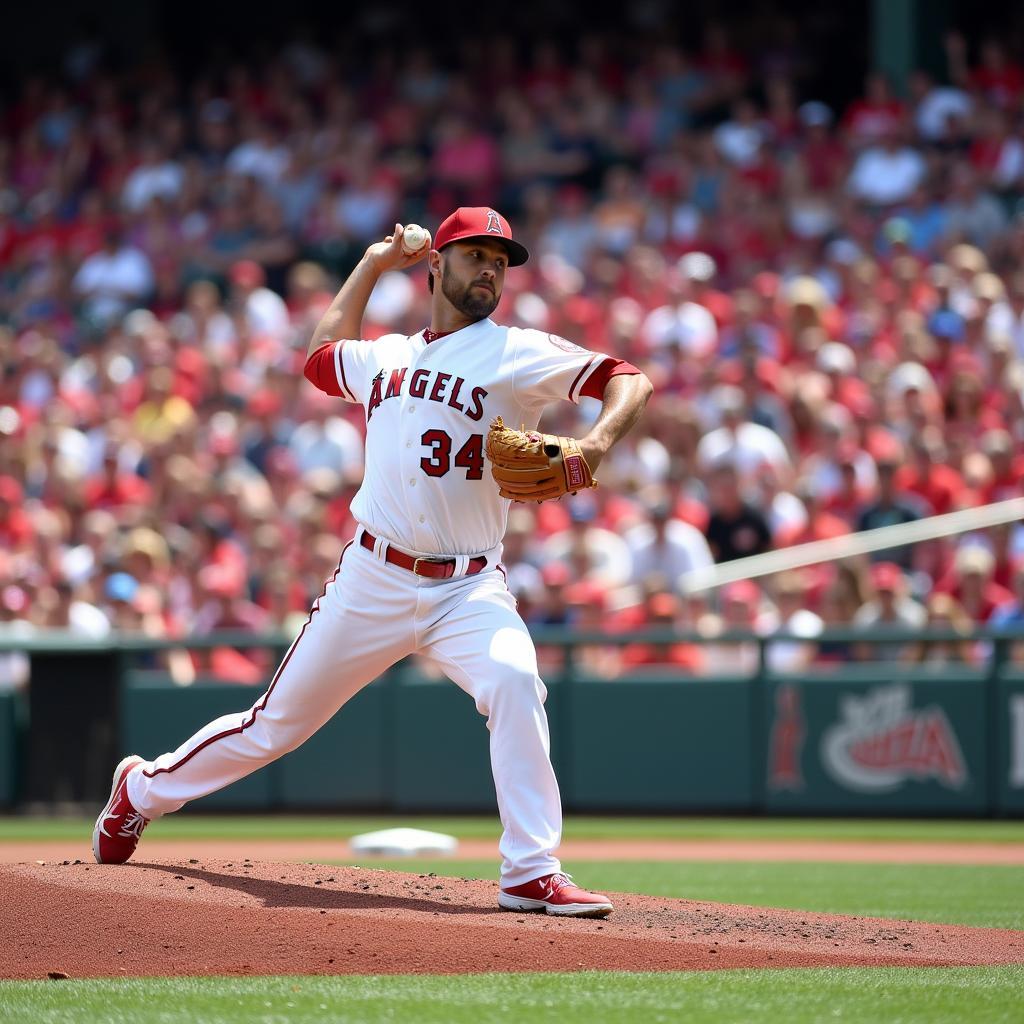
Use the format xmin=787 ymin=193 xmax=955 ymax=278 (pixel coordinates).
xmin=485 ymin=416 xmax=597 ymax=502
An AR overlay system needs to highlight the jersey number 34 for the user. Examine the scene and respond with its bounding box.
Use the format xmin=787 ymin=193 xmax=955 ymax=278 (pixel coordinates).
xmin=420 ymin=430 xmax=484 ymax=479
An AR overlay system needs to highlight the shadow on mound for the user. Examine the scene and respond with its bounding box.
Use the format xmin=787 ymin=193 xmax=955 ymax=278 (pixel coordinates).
xmin=137 ymin=862 xmax=497 ymax=916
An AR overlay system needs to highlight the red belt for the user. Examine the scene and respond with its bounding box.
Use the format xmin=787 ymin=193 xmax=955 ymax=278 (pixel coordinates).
xmin=359 ymin=530 xmax=488 ymax=579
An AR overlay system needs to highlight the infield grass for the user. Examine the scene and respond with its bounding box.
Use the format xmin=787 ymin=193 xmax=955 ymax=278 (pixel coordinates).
xmin=3 ymin=814 xmax=1024 ymax=843
xmin=2 ymin=968 xmax=1024 ymax=1024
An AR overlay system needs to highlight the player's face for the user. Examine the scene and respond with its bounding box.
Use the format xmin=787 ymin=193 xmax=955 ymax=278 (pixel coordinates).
xmin=439 ymin=241 xmax=508 ymax=319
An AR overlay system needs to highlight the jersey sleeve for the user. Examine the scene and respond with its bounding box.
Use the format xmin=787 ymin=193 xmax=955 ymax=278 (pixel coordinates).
xmin=303 ymin=340 xmax=372 ymax=404
xmin=578 ymin=356 xmax=642 ymax=400
xmin=513 ymin=330 xmax=637 ymax=407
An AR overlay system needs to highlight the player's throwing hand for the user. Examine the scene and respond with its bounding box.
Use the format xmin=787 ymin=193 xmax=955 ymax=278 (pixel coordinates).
xmin=366 ymin=223 xmax=433 ymax=274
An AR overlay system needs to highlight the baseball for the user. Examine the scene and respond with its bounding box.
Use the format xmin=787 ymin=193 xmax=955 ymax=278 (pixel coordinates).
xmin=401 ymin=224 xmax=429 ymax=256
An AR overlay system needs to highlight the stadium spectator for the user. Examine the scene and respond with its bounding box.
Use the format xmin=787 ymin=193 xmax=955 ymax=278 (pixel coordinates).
xmin=0 ymin=21 xmax=1022 ymax=686
xmin=704 ymin=461 xmax=772 ymax=564
xmin=38 ymin=577 xmax=110 ymax=637
xmin=846 ymin=127 xmax=926 ymax=207
xmin=696 ymin=385 xmax=790 ymax=477
xmin=72 ymin=227 xmax=154 ymax=328
xmin=992 ymin=560 xmax=1024 ymax=634
xmin=853 ymin=561 xmax=926 ymax=659
xmin=856 ymin=451 xmax=924 ymax=566
xmin=908 ymin=593 xmax=982 ymax=666
xmin=620 ymin=588 xmax=705 ymax=673
xmin=624 ymin=489 xmax=713 ymax=591
xmin=699 ymin=579 xmax=766 ymax=675
xmin=541 ymin=496 xmax=633 ymax=589
xmin=937 ymin=545 xmax=1014 ymax=623
xmin=766 ymin=571 xmax=823 ymax=673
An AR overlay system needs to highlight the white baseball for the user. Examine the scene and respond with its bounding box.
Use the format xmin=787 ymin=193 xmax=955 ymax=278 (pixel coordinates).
xmin=401 ymin=224 xmax=429 ymax=256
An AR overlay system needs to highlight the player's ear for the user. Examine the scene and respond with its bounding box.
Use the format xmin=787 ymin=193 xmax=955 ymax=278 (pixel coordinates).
xmin=427 ymin=250 xmax=441 ymax=293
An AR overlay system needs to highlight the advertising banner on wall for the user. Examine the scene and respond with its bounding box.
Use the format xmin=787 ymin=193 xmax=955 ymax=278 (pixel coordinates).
xmin=997 ymin=675 xmax=1024 ymax=814
xmin=763 ymin=676 xmax=988 ymax=814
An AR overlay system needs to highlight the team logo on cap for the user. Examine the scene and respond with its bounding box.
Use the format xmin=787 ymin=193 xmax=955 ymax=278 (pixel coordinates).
xmin=485 ymin=210 xmax=504 ymax=235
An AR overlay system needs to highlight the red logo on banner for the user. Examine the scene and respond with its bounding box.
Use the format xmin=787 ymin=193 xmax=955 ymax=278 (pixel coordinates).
xmin=768 ymin=683 xmax=806 ymax=791
xmin=822 ymin=685 xmax=967 ymax=792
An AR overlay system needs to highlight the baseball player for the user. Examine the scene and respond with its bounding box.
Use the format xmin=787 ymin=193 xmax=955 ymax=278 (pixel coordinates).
xmin=93 ymin=207 xmax=652 ymax=918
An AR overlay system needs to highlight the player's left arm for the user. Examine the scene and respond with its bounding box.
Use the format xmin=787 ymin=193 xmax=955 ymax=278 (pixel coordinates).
xmin=576 ymin=371 xmax=654 ymax=473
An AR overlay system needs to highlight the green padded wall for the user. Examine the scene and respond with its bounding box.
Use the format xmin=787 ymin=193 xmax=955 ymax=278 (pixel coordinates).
xmin=565 ymin=677 xmax=755 ymax=811
xmin=122 ymin=682 xmax=273 ymax=810
xmin=0 ymin=693 xmax=17 ymax=805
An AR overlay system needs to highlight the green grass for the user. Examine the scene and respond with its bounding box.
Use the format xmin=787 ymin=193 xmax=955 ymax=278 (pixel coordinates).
xmin=340 ymin=859 xmax=1024 ymax=930
xmin=3 ymin=814 xmax=1024 ymax=843
xmin=2 ymin=969 xmax=1023 ymax=1024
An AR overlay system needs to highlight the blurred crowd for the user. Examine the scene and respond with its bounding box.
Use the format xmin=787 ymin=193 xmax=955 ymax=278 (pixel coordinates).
xmin=2 ymin=22 xmax=1024 ymax=687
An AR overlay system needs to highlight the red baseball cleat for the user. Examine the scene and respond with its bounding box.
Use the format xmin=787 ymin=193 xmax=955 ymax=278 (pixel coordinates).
xmin=498 ymin=872 xmax=613 ymax=917
xmin=92 ymin=755 xmax=149 ymax=864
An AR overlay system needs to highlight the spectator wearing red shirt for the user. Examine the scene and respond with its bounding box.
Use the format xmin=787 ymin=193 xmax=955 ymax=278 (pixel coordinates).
xmin=980 ymin=430 xmax=1024 ymax=502
xmin=83 ymin=446 xmax=152 ymax=512
xmin=936 ymin=546 xmax=1014 ymax=623
xmin=943 ymin=361 xmax=1004 ymax=448
xmin=797 ymin=102 xmax=847 ymax=191
xmin=777 ymin=479 xmax=851 ymax=549
xmin=970 ymin=40 xmax=1024 ymax=110
xmin=0 ymin=477 xmax=34 ymax=549
xmin=842 ymin=72 xmax=906 ymax=143
xmin=620 ymin=590 xmax=704 ymax=673
xmin=823 ymin=448 xmax=870 ymax=526
xmin=893 ymin=429 xmax=965 ymax=515
xmin=191 ymin=563 xmax=271 ymax=684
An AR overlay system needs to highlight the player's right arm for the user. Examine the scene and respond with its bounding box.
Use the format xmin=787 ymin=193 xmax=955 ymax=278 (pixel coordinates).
xmin=305 ymin=224 xmax=430 ymax=359
xmin=304 ymin=224 xmax=431 ymax=402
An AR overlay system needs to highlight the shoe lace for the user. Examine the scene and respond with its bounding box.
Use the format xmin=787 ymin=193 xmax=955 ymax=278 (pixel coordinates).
xmin=118 ymin=812 xmax=147 ymax=839
xmin=545 ymin=872 xmax=575 ymax=894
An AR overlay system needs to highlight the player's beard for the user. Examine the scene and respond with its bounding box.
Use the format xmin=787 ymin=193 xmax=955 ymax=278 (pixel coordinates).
xmin=441 ymin=263 xmax=499 ymax=319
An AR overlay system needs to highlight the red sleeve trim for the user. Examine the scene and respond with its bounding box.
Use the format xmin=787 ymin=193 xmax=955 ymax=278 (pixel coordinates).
xmin=304 ymin=343 xmax=343 ymax=397
xmin=303 ymin=342 xmax=354 ymax=401
xmin=578 ymin=357 xmax=641 ymax=400
xmin=568 ymin=356 xmax=596 ymax=403
xmin=334 ymin=340 xmax=355 ymax=401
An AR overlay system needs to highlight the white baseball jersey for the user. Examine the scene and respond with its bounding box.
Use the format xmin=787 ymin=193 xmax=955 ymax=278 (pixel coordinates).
xmin=122 ymin=315 xmax=637 ymax=893
xmin=306 ymin=317 xmax=618 ymax=556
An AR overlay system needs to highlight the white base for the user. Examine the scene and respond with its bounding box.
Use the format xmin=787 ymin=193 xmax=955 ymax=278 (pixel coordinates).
xmin=348 ymin=827 xmax=459 ymax=857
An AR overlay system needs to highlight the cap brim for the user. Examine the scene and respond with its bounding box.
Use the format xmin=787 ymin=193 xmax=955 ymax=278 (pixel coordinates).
xmin=440 ymin=234 xmax=530 ymax=267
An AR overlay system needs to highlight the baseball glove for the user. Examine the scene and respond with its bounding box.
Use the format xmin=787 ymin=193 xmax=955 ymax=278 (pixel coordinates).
xmin=485 ymin=416 xmax=597 ymax=502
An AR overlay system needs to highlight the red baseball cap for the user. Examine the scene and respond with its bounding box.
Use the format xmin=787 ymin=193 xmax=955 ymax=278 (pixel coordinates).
xmin=871 ymin=562 xmax=904 ymax=592
xmin=433 ymin=207 xmax=530 ymax=266
xmin=230 ymin=260 xmax=265 ymax=287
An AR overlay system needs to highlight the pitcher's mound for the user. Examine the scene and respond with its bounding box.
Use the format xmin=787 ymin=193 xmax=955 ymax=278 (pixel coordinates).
xmin=2 ymin=860 xmax=1021 ymax=979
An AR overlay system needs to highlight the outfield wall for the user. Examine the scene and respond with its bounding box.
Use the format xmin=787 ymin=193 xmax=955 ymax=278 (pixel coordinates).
xmin=112 ymin=667 xmax=1022 ymax=816
xmin=3 ymin=634 xmax=1024 ymax=816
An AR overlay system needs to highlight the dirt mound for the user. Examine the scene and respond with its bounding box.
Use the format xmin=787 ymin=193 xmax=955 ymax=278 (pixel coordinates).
xmin=2 ymin=860 xmax=1021 ymax=979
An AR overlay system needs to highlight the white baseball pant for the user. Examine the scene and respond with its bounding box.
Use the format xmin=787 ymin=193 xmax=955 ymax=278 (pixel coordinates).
xmin=127 ymin=530 xmax=563 ymax=886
